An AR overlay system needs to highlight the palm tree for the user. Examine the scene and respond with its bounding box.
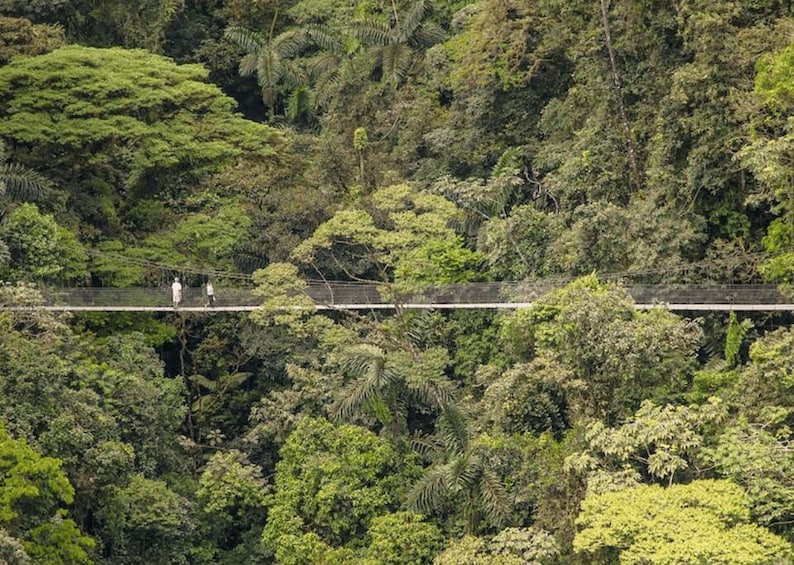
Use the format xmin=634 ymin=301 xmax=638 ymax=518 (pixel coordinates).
xmin=408 ymin=404 xmax=511 ymax=534
xmin=351 ymin=0 xmax=444 ymax=86
xmin=225 ymin=11 xmax=310 ymax=120
xmin=0 ymin=140 xmax=51 ymax=204
xmin=332 ymin=342 xmax=456 ymax=440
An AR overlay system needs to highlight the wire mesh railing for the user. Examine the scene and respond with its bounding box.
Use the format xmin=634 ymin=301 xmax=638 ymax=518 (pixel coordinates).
xmin=2 ymin=282 xmax=788 ymax=311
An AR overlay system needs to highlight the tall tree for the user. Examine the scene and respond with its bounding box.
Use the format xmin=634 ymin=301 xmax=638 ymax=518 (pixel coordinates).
xmin=225 ymin=13 xmax=310 ymax=120
xmin=351 ymin=0 xmax=444 ymax=87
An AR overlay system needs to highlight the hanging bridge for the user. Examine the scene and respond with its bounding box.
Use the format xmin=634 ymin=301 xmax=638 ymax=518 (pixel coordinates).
xmin=2 ymin=282 xmax=794 ymax=312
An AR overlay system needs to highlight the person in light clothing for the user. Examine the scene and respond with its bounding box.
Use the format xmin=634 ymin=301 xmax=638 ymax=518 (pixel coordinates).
xmin=205 ymin=279 xmax=215 ymax=307
xmin=171 ymin=277 xmax=182 ymax=308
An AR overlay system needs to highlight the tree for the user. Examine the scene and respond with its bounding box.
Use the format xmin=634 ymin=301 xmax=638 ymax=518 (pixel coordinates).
xmin=262 ymin=417 xmax=412 ymax=563
xmin=332 ymin=343 xmax=456 ymax=440
xmin=0 ymin=203 xmax=62 ymax=279
xmin=195 ymin=450 xmax=270 ymax=564
xmin=476 ymin=360 xmax=569 ymax=438
xmin=290 ymin=182 xmax=481 ymax=290
xmin=408 ymin=406 xmax=511 ymax=535
xmin=0 ymin=45 xmax=285 ymax=238
xmin=98 ymin=474 xmax=194 ymax=565
xmin=0 ymin=0 xmax=183 ymax=51
xmin=0 ymin=16 xmax=64 ymax=63
xmin=499 ymin=276 xmax=703 ymax=423
xmin=739 ymin=43 xmax=794 ymax=286
xmin=360 ymin=511 xmax=444 ymax=565
xmin=565 ymin=398 xmax=728 ymax=491
xmin=225 ymin=14 xmax=310 ymax=120
xmin=0 ymin=423 xmax=95 ymax=564
xmin=433 ymin=527 xmax=560 ymax=565
xmin=574 ymin=480 xmax=793 ymax=564
xmin=351 ymin=0 xmax=444 ymax=87
xmin=707 ymin=421 xmax=794 ymax=533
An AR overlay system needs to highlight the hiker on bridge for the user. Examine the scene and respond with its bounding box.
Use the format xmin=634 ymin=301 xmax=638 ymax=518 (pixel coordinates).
xmin=205 ymin=279 xmax=215 ymax=308
xmin=171 ymin=277 xmax=182 ymax=308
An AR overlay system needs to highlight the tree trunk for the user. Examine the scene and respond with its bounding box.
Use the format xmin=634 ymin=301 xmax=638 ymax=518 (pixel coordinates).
xmin=599 ymin=0 xmax=641 ymax=190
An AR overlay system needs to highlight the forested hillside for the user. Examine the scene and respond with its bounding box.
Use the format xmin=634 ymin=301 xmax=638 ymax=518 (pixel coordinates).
xmin=1 ymin=0 xmax=794 ymax=563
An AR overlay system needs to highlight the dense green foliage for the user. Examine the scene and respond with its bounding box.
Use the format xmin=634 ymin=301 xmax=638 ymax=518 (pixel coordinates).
xmin=1 ymin=1 xmax=794 ymax=563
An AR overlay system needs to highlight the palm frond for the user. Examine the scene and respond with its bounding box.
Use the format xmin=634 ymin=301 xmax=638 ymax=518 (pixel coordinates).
xmin=413 ymin=22 xmax=445 ymax=48
xmin=493 ymin=147 xmax=522 ymax=177
xmin=224 ymin=26 xmax=267 ymax=54
xmin=400 ymin=0 xmax=430 ymax=42
xmin=313 ymin=74 xmax=341 ymax=108
xmin=307 ymin=25 xmax=346 ymax=55
xmin=309 ymin=53 xmax=343 ymax=81
xmin=486 ymin=173 xmax=522 ymax=216
xmin=230 ymin=243 xmax=269 ymax=272
xmin=340 ymin=54 xmax=372 ymax=82
xmin=407 ymin=461 xmax=452 ymax=513
xmin=239 ymin=53 xmax=259 ymax=77
xmin=405 ymin=310 xmax=436 ymax=346
xmin=257 ymin=50 xmax=283 ymax=88
xmin=448 ymin=455 xmax=480 ymax=493
xmin=274 ymin=28 xmax=310 ymax=58
xmin=280 ymin=61 xmax=309 ymax=89
xmin=439 ymin=403 xmax=469 ymax=455
xmin=381 ymin=43 xmax=413 ymax=86
xmin=410 ymin=432 xmax=444 ymax=458
xmin=333 ymin=371 xmax=382 ymax=421
xmin=409 ymin=378 xmax=456 ymax=411
xmin=286 ymin=86 xmax=313 ymax=122
xmin=333 ymin=344 xmax=398 ymax=421
xmin=479 ymin=467 xmax=511 ymax=527
xmin=352 ymin=19 xmax=392 ymax=47
xmin=341 ymin=343 xmax=386 ymax=376
xmin=367 ymin=394 xmax=393 ymax=426
xmin=0 ymin=163 xmax=52 ymax=201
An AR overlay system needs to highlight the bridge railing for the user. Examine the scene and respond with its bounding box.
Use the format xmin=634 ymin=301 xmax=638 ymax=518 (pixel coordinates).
xmin=24 ymin=282 xmax=791 ymax=309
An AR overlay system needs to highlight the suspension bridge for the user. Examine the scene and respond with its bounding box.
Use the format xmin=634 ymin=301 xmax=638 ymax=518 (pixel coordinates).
xmin=0 ymin=249 xmax=790 ymax=312
xmin=2 ymin=282 xmax=793 ymax=312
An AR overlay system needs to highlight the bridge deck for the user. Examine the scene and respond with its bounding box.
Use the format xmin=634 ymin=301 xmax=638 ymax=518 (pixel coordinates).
xmin=1 ymin=283 xmax=793 ymax=312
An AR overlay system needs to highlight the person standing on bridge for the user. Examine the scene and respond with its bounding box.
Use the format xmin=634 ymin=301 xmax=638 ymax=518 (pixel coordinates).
xmin=172 ymin=277 xmax=182 ymax=308
xmin=205 ymin=279 xmax=215 ymax=308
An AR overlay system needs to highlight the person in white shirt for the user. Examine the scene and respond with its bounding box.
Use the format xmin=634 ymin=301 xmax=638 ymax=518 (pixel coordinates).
xmin=205 ymin=279 xmax=215 ymax=307
xmin=171 ymin=277 xmax=182 ymax=308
